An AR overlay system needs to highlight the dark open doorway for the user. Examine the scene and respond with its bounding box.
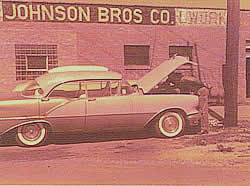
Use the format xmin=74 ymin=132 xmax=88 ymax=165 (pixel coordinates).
xmin=246 ymin=57 xmax=250 ymax=98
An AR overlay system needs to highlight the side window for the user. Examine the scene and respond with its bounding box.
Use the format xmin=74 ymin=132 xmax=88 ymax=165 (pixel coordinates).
xmin=49 ymin=81 xmax=84 ymax=98
xmin=110 ymin=81 xmax=120 ymax=96
xmin=121 ymin=80 xmax=136 ymax=95
xmin=124 ymin=45 xmax=150 ymax=68
xmin=87 ymin=80 xmax=120 ymax=98
xmin=79 ymin=82 xmax=87 ymax=98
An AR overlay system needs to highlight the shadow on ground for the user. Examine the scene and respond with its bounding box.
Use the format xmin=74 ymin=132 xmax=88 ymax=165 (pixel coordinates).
xmin=48 ymin=130 xmax=154 ymax=145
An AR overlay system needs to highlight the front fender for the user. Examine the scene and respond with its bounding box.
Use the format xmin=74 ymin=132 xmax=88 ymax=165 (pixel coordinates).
xmin=144 ymin=107 xmax=188 ymax=128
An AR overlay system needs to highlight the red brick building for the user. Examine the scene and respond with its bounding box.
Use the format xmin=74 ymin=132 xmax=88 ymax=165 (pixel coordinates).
xmin=0 ymin=0 xmax=250 ymax=102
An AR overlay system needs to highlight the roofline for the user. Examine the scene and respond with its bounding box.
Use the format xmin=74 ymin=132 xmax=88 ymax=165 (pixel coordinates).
xmin=3 ymin=1 xmax=250 ymax=11
xmin=36 ymin=70 xmax=122 ymax=95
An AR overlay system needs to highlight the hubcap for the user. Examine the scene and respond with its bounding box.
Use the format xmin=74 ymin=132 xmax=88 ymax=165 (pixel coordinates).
xmin=162 ymin=116 xmax=179 ymax=133
xmin=21 ymin=124 xmax=42 ymax=141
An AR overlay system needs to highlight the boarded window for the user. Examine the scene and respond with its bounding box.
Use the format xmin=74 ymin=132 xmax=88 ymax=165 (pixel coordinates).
xmin=15 ymin=44 xmax=58 ymax=80
xmin=124 ymin=45 xmax=150 ymax=66
xmin=169 ymin=46 xmax=193 ymax=60
xmin=169 ymin=46 xmax=194 ymax=75
xmin=27 ymin=56 xmax=48 ymax=70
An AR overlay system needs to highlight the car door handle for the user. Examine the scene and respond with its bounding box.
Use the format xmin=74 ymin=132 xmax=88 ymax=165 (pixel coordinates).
xmin=88 ymin=98 xmax=96 ymax=102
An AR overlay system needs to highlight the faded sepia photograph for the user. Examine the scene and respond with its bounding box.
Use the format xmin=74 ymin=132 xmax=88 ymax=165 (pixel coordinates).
xmin=0 ymin=0 xmax=249 ymax=185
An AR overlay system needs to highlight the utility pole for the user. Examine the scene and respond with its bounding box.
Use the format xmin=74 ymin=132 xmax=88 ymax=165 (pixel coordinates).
xmin=223 ymin=0 xmax=240 ymax=127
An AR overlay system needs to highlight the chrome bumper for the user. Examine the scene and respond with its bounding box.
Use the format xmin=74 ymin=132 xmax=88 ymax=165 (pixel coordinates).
xmin=187 ymin=113 xmax=201 ymax=126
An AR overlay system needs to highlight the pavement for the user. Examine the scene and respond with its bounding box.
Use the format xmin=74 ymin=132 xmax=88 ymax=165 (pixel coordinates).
xmin=209 ymin=105 xmax=250 ymax=121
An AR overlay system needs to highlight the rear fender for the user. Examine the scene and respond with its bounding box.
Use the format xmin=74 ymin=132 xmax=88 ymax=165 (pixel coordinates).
xmin=2 ymin=120 xmax=52 ymax=136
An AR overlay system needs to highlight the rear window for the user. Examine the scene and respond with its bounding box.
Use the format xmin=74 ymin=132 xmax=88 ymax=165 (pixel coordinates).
xmin=22 ymin=80 xmax=44 ymax=97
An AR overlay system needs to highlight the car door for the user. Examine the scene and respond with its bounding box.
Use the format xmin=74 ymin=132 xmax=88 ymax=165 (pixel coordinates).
xmin=39 ymin=81 xmax=87 ymax=133
xmin=85 ymin=80 xmax=133 ymax=132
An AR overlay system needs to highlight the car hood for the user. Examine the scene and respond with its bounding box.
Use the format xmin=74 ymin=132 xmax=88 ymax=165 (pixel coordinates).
xmin=0 ymin=91 xmax=25 ymax=101
xmin=137 ymin=56 xmax=197 ymax=93
xmin=0 ymin=94 xmax=39 ymax=119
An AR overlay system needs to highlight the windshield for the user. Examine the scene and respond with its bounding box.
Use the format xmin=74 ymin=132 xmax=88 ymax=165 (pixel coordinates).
xmin=13 ymin=80 xmax=44 ymax=97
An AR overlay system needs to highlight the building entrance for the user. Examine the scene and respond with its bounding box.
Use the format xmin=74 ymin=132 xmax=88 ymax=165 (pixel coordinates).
xmin=246 ymin=57 xmax=250 ymax=98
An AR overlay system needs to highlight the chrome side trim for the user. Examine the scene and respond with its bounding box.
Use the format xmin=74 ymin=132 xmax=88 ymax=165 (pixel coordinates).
xmin=0 ymin=116 xmax=43 ymax=121
xmin=187 ymin=111 xmax=200 ymax=117
xmin=45 ymin=112 xmax=152 ymax=118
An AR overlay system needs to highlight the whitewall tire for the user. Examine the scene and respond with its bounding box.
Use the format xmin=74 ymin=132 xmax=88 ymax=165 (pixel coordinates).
xmin=155 ymin=112 xmax=185 ymax=138
xmin=16 ymin=123 xmax=48 ymax=147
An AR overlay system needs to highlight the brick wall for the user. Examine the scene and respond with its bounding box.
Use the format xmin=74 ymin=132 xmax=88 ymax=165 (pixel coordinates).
xmin=0 ymin=14 xmax=250 ymax=102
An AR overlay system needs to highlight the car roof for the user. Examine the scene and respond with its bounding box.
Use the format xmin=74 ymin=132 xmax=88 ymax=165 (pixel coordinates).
xmin=48 ymin=65 xmax=109 ymax=73
xmin=36 ymin=71 xmax=122 ymax=95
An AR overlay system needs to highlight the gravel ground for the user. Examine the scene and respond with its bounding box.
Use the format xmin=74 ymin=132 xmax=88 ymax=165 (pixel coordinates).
xmin=0 ymin=120 xmax=249 ymax=185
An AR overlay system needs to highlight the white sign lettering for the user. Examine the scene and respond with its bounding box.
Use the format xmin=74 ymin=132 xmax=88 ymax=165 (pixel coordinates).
xmin=2 ymin=2 xmax=174 ymax=25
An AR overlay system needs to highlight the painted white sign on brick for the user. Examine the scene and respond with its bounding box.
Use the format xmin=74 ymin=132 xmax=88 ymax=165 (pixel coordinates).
xmin=1 ymin=1 xmax=176 ymax=25
xmin=176 ymin=8 xmax=227 ymax=26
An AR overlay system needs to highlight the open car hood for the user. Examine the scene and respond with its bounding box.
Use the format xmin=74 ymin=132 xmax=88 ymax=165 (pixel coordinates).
xmin=137 ymin=56 xmax=197 ymax=93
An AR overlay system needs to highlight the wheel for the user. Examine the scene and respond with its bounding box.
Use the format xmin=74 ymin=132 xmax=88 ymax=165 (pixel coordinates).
xmin=16 ymin=123 xmax=48 ymax=147
xmin=155 ymin=112 xmax=185 ymax=138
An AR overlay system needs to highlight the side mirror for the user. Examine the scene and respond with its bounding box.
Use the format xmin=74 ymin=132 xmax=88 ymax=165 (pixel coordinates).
xmin=131 ymin=84 xmax=138 ymax=88
xmin=131 ymin=84 xmax=144 ymax=95
xmin=79 ymin=94 xmax=87 ymax=99
xmin=41 ymin=97 xmax=49 ymax=102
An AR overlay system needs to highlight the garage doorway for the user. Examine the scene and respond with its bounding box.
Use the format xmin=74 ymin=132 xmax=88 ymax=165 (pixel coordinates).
xmin=246 ymin=57 xmax=250 ymax=98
